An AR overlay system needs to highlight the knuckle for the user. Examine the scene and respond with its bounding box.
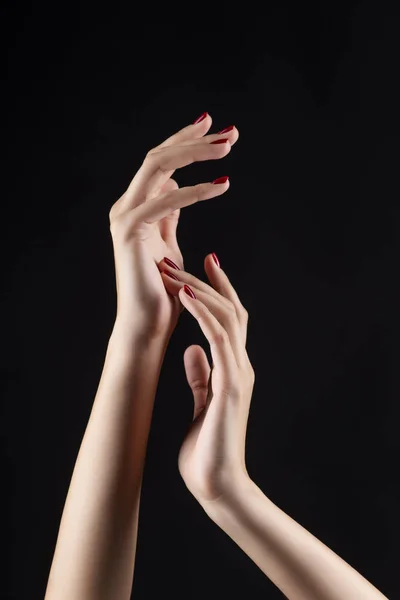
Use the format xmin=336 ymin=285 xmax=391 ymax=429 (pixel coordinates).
xmin=109 ymin=214 xmax=124 ymax=237
xmin=109 ymin=208 xmax=118 ymax=225
xmin=108 ymin=195 xmax=124 ymax=222
xmin=246 ymin=363 xmax=255 ymax=384
xmin=144 ymin=149 xmax=158 ymax=166
xmin=225 ymin=300 xmax=236 ymax=314
xmin=219 ymin=296 xmax=236 ymax=315
xmin=240 ymin=306 xmax=249 ymax=320
xmin=109 ymin=213 xmax=134 ymax=242
xmin=241 ymin=356 xmax=255 ymax=381
xmin=190 ymin=378 xmax=209 ymax=393
xmin=210 ymin=328 xmax=229 ymax=346
xmin=145 ymin=148 xmax=169 ymax=173
xmin=191 ymin=185 xmax=203 ymax=203
xmin=196 ymin=183 xmax=211 ymax=201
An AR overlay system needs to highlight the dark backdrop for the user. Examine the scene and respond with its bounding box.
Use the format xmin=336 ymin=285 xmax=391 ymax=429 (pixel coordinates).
xmin=2 ymin=1 xmax=399 ymax=599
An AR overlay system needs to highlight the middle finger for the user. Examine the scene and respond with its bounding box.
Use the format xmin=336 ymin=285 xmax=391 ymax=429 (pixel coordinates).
xmin=123 ymin=135 xmax=235 ymax=211
xmin=160 ymin=266 xmax=248 ymax=370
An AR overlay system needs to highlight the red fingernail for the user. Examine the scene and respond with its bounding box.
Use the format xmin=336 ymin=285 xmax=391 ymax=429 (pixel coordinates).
xmin=212 ymin=252 xmax=220 ymax=267
xmin=217 ymin=125 xmax=234 ymax=134
xmin=211 ymin=138 xmax=229 ymax=145
xmin=164 ymin=257 xmax=180 ymax=270
xmin=184 ymin=285 xmax=196 ymax=299
xmin=212 ymin=176 xmax=229 ymax=185
xmin=193 ymin=112 xmax=208 ymax=124
xmin=162 ymin=270 xmax=179 ymax=281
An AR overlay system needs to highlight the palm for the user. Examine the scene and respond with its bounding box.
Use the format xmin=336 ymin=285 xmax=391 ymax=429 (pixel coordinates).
xmin=178 ymin=393 xmax=234 ymax=505
xmin=110 ymin=114 xmax=236 ymax=339
xmin=178 ymin=385 xmax=218 ymax=503
xmin=177 ymin=353 xmax=244 ymax=504
xmin=122 ymin=177 xmax=185 ymax=337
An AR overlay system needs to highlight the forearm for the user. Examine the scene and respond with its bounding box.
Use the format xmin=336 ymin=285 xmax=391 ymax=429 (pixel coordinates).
xmin=45 ymin=321 xmax=169 ymax=600
xmin=203 ymin=476 xmax=388 ymax=600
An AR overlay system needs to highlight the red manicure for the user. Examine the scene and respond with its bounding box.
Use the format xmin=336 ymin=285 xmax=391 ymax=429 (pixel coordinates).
xmin=212 ymin=176 xmax=229 ymax=185
xmin=164 ymin=257 xmax=180 ymax=270
xmin=193 ymin=112 xmax=208 ymax=124
xmin=184 ymin=285 xmax=196 ymax=299
xmin=162 ymin=270 xmax=179 ymax=281
xmin=217 ymin=125 xmax=234 ymax=134
xmin=212 ymin=252 xmax=220 ymax=267
xmin=211 ymin=138 xmax=229 ymax=145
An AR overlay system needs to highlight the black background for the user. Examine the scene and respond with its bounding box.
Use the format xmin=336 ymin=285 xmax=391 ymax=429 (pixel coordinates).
xmin=2 ymin=1 xmax=399 ymax=598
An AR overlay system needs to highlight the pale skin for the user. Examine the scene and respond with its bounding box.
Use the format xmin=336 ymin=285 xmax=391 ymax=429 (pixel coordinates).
xmin=44 ymin=113 xmax=388 ymax=600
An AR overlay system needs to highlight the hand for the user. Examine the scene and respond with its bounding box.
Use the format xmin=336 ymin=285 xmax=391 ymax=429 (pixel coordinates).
xmin=108 ymin=114 xmax=239 ymax=341
xmin=160 ymin=254 xmax=255 ymax=506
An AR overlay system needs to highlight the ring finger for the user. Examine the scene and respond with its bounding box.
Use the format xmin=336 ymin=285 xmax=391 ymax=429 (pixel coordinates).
xmin=160 ymin=267 xmax=248 ymax=370
xmin=160 ymin=255 xmax=250 ymax=348
xmin=123 ymin=134 xmax=236 ymax=211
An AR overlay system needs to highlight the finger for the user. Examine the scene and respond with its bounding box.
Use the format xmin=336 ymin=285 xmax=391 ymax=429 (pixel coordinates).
xmin=159 ymin=254 xmax=229 ymax=305
xmin=161 ymin=126 xmax=239 ymax=149
xmin=161 ymin=268 xmax=248 ymax=370
xmin=129 ymin=177 xmax=230 ymax=227
xmin=156 ymin=112 xmax=213 ymax=149
xmin=178 ymin=286 xmax=239 ymax=398
xmin=159 ymin=253 xmax=250 ymax=348
xmin=183 ymin=344 xmax=212 ymax=421
xmin=110 ymin=177 xmax=179 ymax=222
xmin=157 ymin=177 xmax=180 ymax=244
xmin=123 ymin=139 xmax=232 ymax=211
xmin=159 ymin=178 xmax=179 ymax=194
xmin=203 ymin=254 xmax=250 ymax=347
xmin=158 ymin=207 xmax=181 ymax=246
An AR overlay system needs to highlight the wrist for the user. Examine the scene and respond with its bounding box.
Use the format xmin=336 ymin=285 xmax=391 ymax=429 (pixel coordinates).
xmin=109 ymin=317 xmax=171 ymax=353
xmin=101 ymin=320 xmax=170 ymax=398
xmin=200 ymin=470 xmax=255 ymax=524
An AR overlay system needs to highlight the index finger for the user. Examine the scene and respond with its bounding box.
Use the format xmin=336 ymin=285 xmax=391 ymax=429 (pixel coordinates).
xmin=178 ymin=286 xmax=240 ymax=398
xmin=156 ymin=112 xmax=213 ymax=149
xmin=124 ymin=138 xmax=232 ymax=209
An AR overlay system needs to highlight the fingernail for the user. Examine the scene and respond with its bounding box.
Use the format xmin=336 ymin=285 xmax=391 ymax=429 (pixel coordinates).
xmin=211 ymin=138 xmax=229 ymax=145
xmin=162 ymin=270 xmax=179 ymax=281
xmin=217 ymin=125 xmax=234 ymax=134
xmin=164 ymin=257 xmax=180 ymax=270
xmin=212 ymin=176 xmax=229 ymax=185
xmin=193 ymin=112 xmax=208 ymax=124
xmin=184 ymin=285 xmax=196 ymax=299
xmin=212 ymin=252 xmax=220 ymax=267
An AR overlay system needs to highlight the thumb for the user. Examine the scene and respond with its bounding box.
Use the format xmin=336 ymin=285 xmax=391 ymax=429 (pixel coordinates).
xmin=158 ymin=179 xmax=181 ymax=245
xmin=183 ymin=344 xmax=212 ymax=421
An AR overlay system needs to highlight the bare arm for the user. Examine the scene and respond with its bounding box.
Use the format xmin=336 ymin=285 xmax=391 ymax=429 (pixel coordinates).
xmin=44 ymin=322 xmax=169 ymax=600
xmin=162 ymin=260 xmax=389 ymax=600
xmin=45 ymin=113 xmax=239 ymax=600
xmin=202 ymin=475 xmax=388 ymax=600
xmin=44 ymin=113 xmax=237 ymax=600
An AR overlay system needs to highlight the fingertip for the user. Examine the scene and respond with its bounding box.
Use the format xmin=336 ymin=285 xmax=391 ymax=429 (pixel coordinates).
xmin=192 ymin=111 xmax=208 ymax=125
xmin=211 ymin=252 xmax=220 ymax=268
xmin=212 ymin=175 xmax=230 ymax=185
xmin=178 ymin=286 xmax=188 ymax=300
xmin=192 ymin=111 xmax=212 ymax=126
xmin=183 ymin=284 xmax=197 ymax=300
xmin=179 ymin=286 xmax=192 ymax=307
xmin=161 ymin=269 xmax=180 ymax=282
xmin=204 ymin=252 xmax=217 ymax=268
xmin=204 ymin=252 xmax=222 ymax=282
